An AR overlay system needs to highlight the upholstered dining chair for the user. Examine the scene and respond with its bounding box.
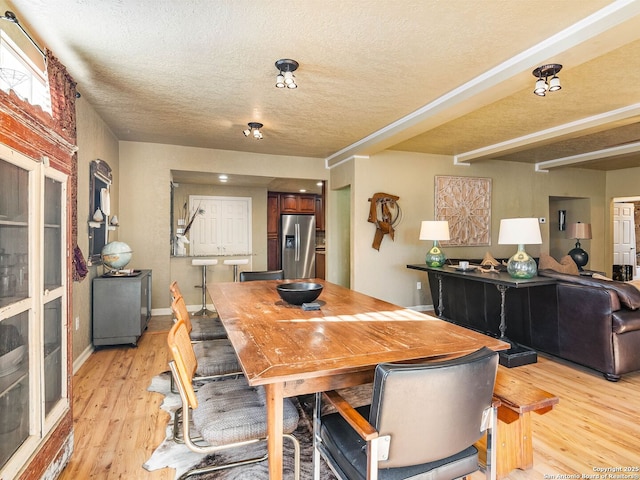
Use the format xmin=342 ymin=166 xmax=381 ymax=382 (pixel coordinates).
xmin=313 ymin=347 xmax=499 ymax=480
xmin=169 ymin=294 xmax=242 ymax=406
xmin=167 ymin=319 xmax=301 ymax=480
xmin=170 ymin=295 xmax=242 ymax=381
xmin=239 ymin=269 xmax=285 ymax=282
xmin=169 ymin=280 xmax=227 ymax=340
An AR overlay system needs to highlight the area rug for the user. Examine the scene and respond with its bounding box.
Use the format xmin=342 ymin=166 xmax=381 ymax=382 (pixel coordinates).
xmin=143 ymin=371 xmax=342 ymax=479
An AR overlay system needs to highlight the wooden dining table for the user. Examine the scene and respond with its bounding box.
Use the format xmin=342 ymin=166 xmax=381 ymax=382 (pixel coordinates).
xmin=208 ymin=279 xmax=510 ymax=480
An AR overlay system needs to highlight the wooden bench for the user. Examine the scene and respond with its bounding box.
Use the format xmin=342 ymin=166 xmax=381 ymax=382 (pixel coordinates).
xmin=477 ymin=368 xmax=559 ymax=479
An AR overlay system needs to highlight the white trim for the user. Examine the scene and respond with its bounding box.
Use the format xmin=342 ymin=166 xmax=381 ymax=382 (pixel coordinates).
xmin=456 ymin=103 xmax=640 ymax=165
xmin=326 ymin=154 xmax=368 ymax=170
xmin=72 ymin=344 xmax=95 ymax=375
xmin=535 ymin=141 xmax=640 ymax=172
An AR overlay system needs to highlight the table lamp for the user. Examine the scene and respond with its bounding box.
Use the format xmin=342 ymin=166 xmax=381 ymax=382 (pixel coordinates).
xmin=498 ymin=218 xmax=542 ymax=279
xmin=566 ymin=222 xmax=592 ymax=271
xmin=419 ymin=220 xmax=450 ymax=267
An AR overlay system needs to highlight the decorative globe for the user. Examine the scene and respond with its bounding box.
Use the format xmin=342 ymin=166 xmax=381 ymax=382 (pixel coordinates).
xmin=101 ymin=241 xmax=133 ymax=270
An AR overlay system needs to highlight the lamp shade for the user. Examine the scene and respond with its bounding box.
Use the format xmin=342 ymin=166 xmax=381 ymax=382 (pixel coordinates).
xmin=566 ymin=222 xmax=592 ymax=240
xmin=419 ymin=221 xmax=450 ymax=241
xmin=498 ymin=218 xmax=542 ymax=245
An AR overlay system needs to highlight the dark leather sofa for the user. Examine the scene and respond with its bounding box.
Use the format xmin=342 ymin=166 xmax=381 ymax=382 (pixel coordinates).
xmin=427 ymin=267 xmax=640 ymax=381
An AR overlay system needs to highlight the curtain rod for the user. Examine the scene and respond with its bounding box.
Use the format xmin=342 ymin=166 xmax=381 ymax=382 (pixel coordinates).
xmin=1 ymin=11 xmax=45 ymax=58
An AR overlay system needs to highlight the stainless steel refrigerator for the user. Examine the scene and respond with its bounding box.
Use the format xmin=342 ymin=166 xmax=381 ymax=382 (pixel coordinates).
xmin=281 ymin=214 xmax=316 ymax=279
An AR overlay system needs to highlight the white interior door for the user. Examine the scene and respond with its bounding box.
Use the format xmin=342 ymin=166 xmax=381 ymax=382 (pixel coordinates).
xmin=613 ymin=203 xmax=636 ymax=268
xmin=189 ymin=196 xmax=251 ymax=256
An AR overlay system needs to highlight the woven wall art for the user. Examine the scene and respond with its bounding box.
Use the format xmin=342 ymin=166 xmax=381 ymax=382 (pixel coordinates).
xmin=435 ymin=175 xmax=491 ymax=246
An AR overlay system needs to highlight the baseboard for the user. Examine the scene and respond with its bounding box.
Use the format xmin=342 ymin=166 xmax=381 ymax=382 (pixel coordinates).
xmin=73 ymin=344 xmax=94 ymax=374
xmin=407 ymin=304 xmax=434 ymax=312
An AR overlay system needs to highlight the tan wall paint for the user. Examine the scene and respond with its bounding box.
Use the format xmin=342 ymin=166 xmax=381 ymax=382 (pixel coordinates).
xmin=326 ymin=160 xmax=355 ymax=287
xmin=170 ymin=182 xmax=268 ymax=306
xmin=73 ymin=98 xmax=119 ymax=363
xmin=117 ymin=141 xmax=327 ymax=311
xmin=333 ymin=150 xmax=608 ymax=307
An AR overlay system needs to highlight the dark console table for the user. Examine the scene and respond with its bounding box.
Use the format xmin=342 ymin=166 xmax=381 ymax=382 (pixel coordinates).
xmin=407 ymin=264 xmax=556 ymax=367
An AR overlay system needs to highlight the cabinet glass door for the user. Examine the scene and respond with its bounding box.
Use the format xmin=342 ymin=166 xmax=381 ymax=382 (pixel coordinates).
xmin=0 ymin=157 xmax=32 ymax=471
xmin=42 ymin=172 xmax=65 ymax=419
xmin=0 ymin=147 xmax=68 ymax=477
xmin=0 ymin=311 xmax=29 ymax=469
xmin=0 ymin=158 xmax=29 ymax=305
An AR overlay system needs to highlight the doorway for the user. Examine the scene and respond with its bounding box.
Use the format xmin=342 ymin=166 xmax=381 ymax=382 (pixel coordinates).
xmin=333 ymin=186 xmax=351 ymax=288
xmin=613 ymin=197 xmax=640 ymax=280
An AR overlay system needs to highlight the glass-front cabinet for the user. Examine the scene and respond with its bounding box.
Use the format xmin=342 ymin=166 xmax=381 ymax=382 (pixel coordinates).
xmin=0 ymin=146 xmax=68 ymax=477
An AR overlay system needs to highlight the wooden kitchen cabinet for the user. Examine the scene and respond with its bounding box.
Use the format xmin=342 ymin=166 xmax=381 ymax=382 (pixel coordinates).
xmin=280 ymin=193 xmax=316 ymax=213
xmin=267 ymin=192 xmax=323 ymax=270
xmin=315 ymin=195 xmax=324 ymax=231
xmin=267 ymin=193 xmax=279 ymax=234
xmin=316 ymin=251 xmax=326 ymax=279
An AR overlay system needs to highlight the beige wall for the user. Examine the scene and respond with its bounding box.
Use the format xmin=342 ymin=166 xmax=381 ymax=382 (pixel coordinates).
xmin=73 ymin=98 xmax=119 ymax=365
xmin=117 ymin=141 xmax=327 ymax=311
xmin=332 ymin=151 xmax=608 ymax=307
xmin=170 ymin=182 xmax=268 ymax=306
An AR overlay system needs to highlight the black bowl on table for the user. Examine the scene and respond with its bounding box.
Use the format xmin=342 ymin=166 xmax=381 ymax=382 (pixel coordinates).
xmin=276 ymin=282 xmax=323 ymax=305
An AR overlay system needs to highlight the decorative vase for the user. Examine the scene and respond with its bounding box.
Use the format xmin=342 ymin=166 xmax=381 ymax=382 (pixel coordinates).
xmin=506 ymin=244 xmax=537 ymax=279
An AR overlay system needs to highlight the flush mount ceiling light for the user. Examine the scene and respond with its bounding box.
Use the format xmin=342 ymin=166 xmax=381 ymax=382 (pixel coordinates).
xmin=275 ymin=59 xmax=299 ymax=89
xmin=532 ymin=63 xmax=562 ymax=96
xmin=243 ymin=122 xmax=263 ymax=139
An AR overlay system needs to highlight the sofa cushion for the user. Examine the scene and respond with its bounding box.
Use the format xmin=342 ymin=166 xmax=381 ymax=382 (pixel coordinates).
xmin=539 ymin=253 xmax=579 ymax=275
xmin=539 ymin=269 xmax=640 ymax=310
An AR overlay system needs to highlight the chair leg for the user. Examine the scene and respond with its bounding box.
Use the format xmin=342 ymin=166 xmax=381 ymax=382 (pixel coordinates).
xmin=485 ymin=405 xmax=497 ymax=480
xmin=313 ymin=392 xmax=323 ymax=480
xmin=284 ymin=433 xmax=301 ymax=480
xmin=177 ymin=452 xmax=269 ymax=480
xmin=176 ymin=434 xmax=298 ymax=480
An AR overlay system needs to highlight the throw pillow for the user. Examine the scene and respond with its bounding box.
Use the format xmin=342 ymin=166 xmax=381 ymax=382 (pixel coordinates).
xmin=592 ymin=273 xmax=613 ymax=281
xmin=626 ymin=279 xmax=640 ymax=291
xmin=539 ymin=253 xmax=580 ymax=275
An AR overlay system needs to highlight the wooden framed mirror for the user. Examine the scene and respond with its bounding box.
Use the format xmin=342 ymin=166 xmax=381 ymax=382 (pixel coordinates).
xmin=88 ymin=159 xmax=112 ymax=265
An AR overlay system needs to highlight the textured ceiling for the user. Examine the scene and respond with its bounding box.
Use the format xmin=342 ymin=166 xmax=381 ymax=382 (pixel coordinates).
xmin=4 ymin=0 xmax=640 ymax=173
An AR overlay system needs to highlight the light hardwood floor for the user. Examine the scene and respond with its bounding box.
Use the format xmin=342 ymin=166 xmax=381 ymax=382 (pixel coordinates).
xmin=58 ymin=315 xmax=640 ymax=480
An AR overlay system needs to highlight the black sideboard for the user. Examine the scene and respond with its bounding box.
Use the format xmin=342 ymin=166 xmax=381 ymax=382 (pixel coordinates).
xmin=407 ymin=264 xmax=557 ymax=367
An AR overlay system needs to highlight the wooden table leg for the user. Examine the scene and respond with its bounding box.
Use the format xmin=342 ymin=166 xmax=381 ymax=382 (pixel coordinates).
xmin=265 ymin=383 xmax=284 ymax=480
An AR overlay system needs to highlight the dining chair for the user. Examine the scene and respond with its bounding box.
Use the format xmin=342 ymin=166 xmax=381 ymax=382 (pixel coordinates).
xmin=239 ymin=269 xmax=285 ymax=282
xmin=170 ymin=295 xmax=241 ymax=380
xmin=169 ymin=295 xmax=242 ymax=407
xmin=312 ymin=347 xmax=499 ymax=480
xmin=167 ymin=318 xmax=301 ymax=480
xmin=169 ymin=280 xmax=227 ymax=340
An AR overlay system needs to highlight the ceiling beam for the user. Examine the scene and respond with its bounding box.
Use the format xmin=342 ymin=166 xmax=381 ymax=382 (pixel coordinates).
xmin=453 ymin=103 xmax=640 ymax=166
xmin=535 ymin=141 xmax=640 ymax=172
xmin=325 ymin=0 xmax=640 ymax=168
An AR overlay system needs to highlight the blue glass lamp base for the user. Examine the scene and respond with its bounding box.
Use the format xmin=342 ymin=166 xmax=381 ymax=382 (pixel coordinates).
xmin=506 ymin=247 xmax=537 ymax=279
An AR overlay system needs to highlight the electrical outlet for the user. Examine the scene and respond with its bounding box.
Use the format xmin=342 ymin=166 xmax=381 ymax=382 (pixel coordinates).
xmin=75 ymin=316 xmax=79 ymax=330
xmin=417 ymin=281 xmax=422 ymax=290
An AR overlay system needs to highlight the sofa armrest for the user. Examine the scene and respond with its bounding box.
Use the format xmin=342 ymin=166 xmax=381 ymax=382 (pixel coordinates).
xmin=556 ymin=283 xmax=616 ymax=373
